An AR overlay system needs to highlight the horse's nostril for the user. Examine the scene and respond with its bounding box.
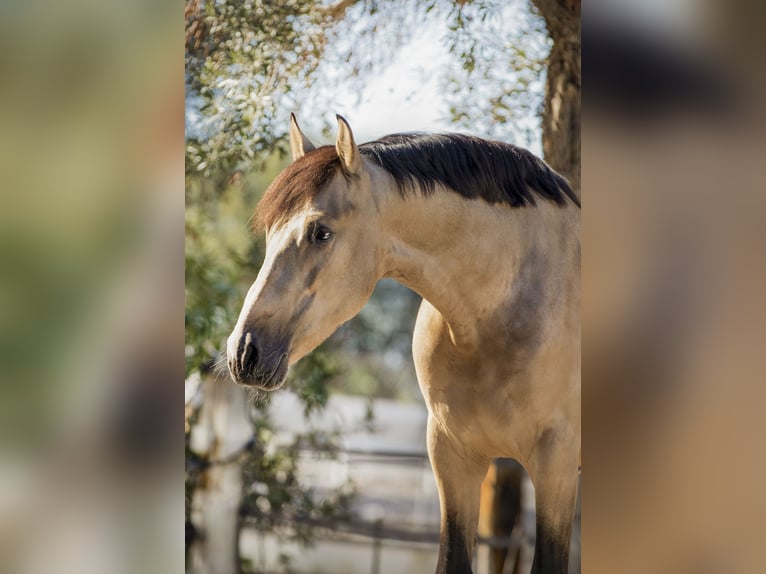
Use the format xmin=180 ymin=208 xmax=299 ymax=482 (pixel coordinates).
xmin=238 ymin=332 xmax=259 ymax=376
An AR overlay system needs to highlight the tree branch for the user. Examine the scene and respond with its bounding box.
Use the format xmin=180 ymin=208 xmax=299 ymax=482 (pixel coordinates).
xmin=320 ymin=0 xmax=361 ymax=21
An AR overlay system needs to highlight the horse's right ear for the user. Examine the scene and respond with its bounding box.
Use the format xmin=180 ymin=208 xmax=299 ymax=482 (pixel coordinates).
xmin=336 ymin=114 xmax=362 ymax=175
xmin=289 ymin=113 xmax=316 ymax=161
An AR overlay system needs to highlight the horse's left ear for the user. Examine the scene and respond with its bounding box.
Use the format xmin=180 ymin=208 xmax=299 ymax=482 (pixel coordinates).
xmin=290 ymin=113 xmax=316 ymax=161
xmin=335 ymin=114 xmax=362 ymax=175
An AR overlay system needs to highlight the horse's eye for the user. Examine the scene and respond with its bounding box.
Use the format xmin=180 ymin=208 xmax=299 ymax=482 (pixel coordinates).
xmin=311 ymin=225 xmax=333 ymax=244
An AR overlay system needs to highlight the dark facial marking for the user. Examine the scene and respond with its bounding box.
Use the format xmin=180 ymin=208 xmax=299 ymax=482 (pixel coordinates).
xmin=304 ymin=264 xmax=321 ymax=290
xmin=285 ymin=293 xmax=315 ymax=331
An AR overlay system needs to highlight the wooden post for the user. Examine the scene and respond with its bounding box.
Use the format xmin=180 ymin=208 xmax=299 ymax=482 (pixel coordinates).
xmin=477 ymin=459 xmax=525 ymax=574
xmin=188 ymin=375 xmax=253 ymax=574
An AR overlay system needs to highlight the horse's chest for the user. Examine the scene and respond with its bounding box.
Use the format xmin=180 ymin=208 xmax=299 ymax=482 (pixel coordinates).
xmin=416 ymin=345 xmax=535 ymax=457
xmin=412 ymin=301 xmax=548 ymax=457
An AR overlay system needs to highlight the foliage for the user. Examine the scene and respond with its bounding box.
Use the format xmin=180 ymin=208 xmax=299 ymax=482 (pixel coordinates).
xmin=442 ymin=0 xmax=550 ymax=145
xmin=239 ymin=410 xmax=356 ymax=542
xmin=185 ymin=0 xmax=330 ymax=176
xmin=289 ymin=350 xmax=337 ymax=417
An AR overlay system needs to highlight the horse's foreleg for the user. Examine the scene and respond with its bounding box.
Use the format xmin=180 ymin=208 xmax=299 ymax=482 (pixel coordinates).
xmin=528 ymin=430 xmax=579 ymax=574
xmin=428 ymin=414 xmax=491 ymax=574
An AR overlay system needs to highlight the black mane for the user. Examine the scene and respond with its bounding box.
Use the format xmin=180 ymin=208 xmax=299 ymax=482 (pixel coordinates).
xmin=359 ymin=133 xmax=579 ymax=208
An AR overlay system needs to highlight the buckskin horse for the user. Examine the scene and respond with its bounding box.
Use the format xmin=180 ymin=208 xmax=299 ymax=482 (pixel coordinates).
xmin=227 ymin=114 xmax=580 ymax=573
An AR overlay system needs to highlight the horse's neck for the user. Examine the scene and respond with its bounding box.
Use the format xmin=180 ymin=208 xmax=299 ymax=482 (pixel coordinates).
xmin=378 ymin=187 xmax=578 ymax=349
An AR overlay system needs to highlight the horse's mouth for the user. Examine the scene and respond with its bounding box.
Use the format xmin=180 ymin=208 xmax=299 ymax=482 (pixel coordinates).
xmin=234 ymin=352 xmax=288 ymax=391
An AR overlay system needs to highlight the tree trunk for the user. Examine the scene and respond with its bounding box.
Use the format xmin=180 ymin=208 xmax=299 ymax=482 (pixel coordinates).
xmin=532 ymin=0 xmax=581 ymax=196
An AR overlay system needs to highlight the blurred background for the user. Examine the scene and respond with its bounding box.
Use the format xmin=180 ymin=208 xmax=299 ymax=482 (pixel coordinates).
xmin=1 ymin=0 xmax=765 ymax=573
xmin=184 ymin=2 xmax=577 ymax=573
xmin=582 ymin=2 xmax=766 ymax=573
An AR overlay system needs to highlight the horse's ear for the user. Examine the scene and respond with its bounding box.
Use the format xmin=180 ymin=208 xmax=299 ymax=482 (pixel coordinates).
xmin=289 ymin=113 xmax=315 ymax=161
xmin=335 ymin=114 xmax=362 ymax=175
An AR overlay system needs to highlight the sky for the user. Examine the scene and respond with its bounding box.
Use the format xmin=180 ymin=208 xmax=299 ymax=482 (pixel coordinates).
xmin=329 ymin=31 xmax=455 ymax=138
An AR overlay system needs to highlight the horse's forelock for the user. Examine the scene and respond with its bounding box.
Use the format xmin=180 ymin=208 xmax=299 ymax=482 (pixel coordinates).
xmin=254 ymin=146 xmax=342 ymax=232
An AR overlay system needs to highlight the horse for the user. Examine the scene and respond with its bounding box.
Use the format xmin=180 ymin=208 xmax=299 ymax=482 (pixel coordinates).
xmin=227 ymin=114 xmax=580 ymax=574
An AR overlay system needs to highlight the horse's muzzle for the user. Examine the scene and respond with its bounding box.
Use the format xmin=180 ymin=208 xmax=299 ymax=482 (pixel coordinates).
xmin=226 ymin=329 xmax=289 ymax=390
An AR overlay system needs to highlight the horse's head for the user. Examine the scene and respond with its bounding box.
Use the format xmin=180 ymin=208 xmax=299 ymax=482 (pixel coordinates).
xmin=227 ymin=115 xmax=383 ymax=389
